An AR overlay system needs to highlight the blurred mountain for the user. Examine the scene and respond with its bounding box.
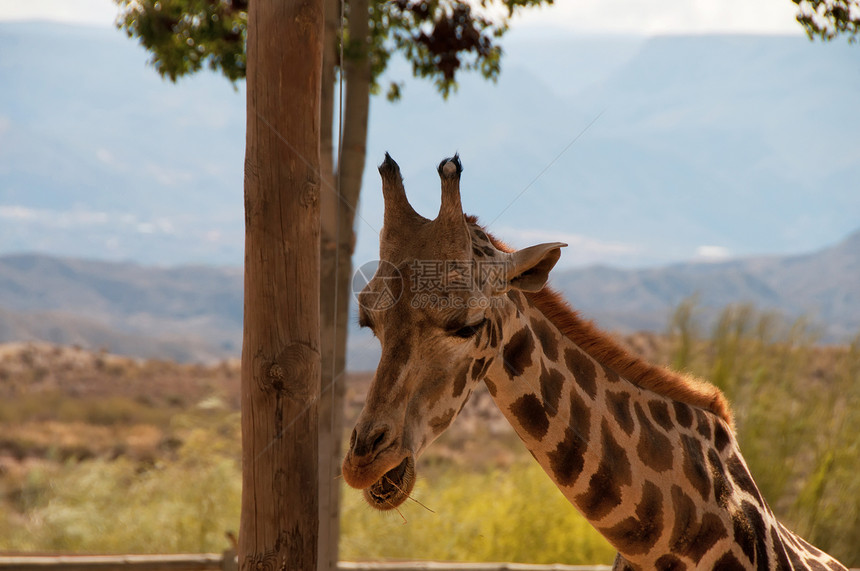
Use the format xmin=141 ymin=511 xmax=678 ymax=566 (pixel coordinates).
xmin=1 ymin=22 xmax=858 ymax=269
xmin=553 ymin=228 xmax=860 ymax=341
xmin=0 ymin=306 xmax=223 ymax=363
xmin=0 ymin=254 xmax=241 ymax=362
xmin=0 ymin=227 xmax=856 ymax=365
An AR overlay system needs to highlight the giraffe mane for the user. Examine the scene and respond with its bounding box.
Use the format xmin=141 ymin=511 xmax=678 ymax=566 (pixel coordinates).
xmin=526 ymin=286 xmax=734 ymax=428
xmin=468 ymin=216 xmax=734 ymax=428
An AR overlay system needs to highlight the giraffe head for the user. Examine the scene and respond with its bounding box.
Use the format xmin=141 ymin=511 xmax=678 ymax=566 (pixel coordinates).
xmin=341 ymin=154 xmax=566 ymax=510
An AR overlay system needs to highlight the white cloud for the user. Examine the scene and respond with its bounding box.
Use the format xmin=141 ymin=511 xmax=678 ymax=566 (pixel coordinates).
xmin=146 ymin=163 xmax=194 ymax=187
xmin=0 ymin=0 xmax=117 ymax=26
xmin=0 ymin=205 xmax=109 ymax=227
xmin=1 ymin=0 xmax=804 ymax=35
xmin=695 ymin=245 xmax=732 ymax=261
xmin=512 ymin=0 xmax=803 ymax=35
xmin=95 ymin=147 xmax=116 ymax=166
xmin=60 ymin=210 xmax=110 ymax=226
xmin=204 ymin=230 xmax=223 ymax=243
xmin=154 ymin=217 xmax=175 ymax=234
xmin=494 ymin=226 xmax=640 ymax=267
xmin=0 ymin=205 xmax=37 ymax=220
xmin=0 ymin=205 xmax=177 ymax=235
xmin=135 ymin=218 xmax=176 ymax=234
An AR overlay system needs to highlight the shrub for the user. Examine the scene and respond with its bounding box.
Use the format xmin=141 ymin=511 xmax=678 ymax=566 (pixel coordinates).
xmin=340 ymin=462 xmax=616 ymax=565
xmin=0 ymin=416 xmax=241 ymax=553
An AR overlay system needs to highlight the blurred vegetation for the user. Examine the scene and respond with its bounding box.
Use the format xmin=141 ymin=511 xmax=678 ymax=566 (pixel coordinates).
xmin=113 ymin=0 xmax=550 ymax=98
xmin=667 ymin=300 xmax=860 ymax=564
xmin=1 ymin=303 xmax=859 ymax=564
xmin=794 ymin=0 xmax=860 ymax=43
xmin=0 ymin=393 xmax=174 ymax=427
xmin=340 ymin=461 xmax=616 ymax=564
xmin=0 ymin=407 xmax=241 ymax=553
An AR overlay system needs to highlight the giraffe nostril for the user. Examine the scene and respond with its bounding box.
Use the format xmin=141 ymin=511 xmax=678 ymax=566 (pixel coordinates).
xmin=351 ymin=425 xmax=392 ymax=460
xmin=372 ymin=429 xmax=388 ymax=452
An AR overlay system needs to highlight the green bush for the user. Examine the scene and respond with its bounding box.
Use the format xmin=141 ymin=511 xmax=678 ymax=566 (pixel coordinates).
xmin=0 ymin=393 xmax=174 ymax=427
xmin=340 ymin=462 xmax=616 ymax=565
xmin=0 ymin=416 xmax=242 ymax=553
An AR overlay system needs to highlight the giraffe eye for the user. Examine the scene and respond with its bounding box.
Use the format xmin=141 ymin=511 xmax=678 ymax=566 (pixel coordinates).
xmin=358 ymin=311 xmax=374 ymax=331
xmin=451 ymin=319 xmax=487 ymax=339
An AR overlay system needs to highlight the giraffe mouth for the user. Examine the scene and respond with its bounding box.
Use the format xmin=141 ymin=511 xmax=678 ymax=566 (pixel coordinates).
xmin=363 ymin=455 xmax=416 ymax=511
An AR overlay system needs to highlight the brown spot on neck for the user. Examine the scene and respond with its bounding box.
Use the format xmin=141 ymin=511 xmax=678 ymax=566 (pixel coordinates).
xmin=695 ymin=409 xmax=713 ymax=440
xmin=600 ymin=480 xmax=664 ymax=556
xmin=635 ymin=402 xmax=674 ymax=472
xmin=606 ymin=390 xmax=634 ymax=435
xmin=548 ymin=386 xmax=591 ymax=487
xmin=548 ymin=425 xmax=587 ymax=487
xmin=565 ymin=346 xmax=598 ymax=399
xmin=726 ymin=454 xmax=764 ymax=506
xmin=654 ymin=554 xmax=686 ymax=570
xmin=531 ymin=314 xmax=559 ymax=362
xmin=470 ymin=357 xmax=489 ymax=382
xmin=484 ymin=376 xmax=498 ymax=397
xmin=680 ymin=434 xmax=711 ymax=501
xmin=648 ymin=400 xmax=673 ymax=431
xmin=673 ymin=401 xmax=694 ymax=428
xmin=712 ymin=552 xmax=746 ymax=570
xmin=452 ymin=360 xmax=470 ymax=398
xmin=714 ymin=422 xmax=732 ymax=452
xmin=709 ymin=449 xmax=732 ymax=509
xmin=739 ymin=501 xmax=769 ymax=568
xmin=539 ymin=362 xmax=565 ymax=416
xmin=669 ymin=484 xmax=729 ymax=563
xmin=430 ymin=408 xmax=456 ymax=435
xmin=502 ymin=327 xmax=534 ymax=378
xmin=576 ymin=419 xmax=631 ymax=520
xmin=509 ymin=393 xmax=550 ymax=441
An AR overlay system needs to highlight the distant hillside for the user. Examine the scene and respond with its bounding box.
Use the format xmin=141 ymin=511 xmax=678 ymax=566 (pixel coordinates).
xmin=0 ymin=254 xmax=242 ymax=362
xmin=0 ymin=306 xmax=222 ymax=363
xmin=0 ymin=227 xmax=857 ymax=364
xmin=553 ymin=229 xmax=860 ymax=341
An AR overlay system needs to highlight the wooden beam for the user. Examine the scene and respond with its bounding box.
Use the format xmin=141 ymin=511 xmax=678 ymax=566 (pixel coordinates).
xmin=240 ymin=0 xmax=324 ymax=570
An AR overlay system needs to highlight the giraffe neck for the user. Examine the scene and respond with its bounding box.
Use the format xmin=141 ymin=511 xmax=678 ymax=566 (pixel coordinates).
xmin=482 ymin=291 xmax=845 ymax=570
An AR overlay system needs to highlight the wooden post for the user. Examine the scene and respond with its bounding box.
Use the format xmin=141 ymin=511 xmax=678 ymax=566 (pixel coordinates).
xmin=318 ymin=2 xmax=371 ymax=566
xmin=318 ymin=3 xmax=341 ymax=569
xmin=240 ymin=0 xmax=324 ymax=570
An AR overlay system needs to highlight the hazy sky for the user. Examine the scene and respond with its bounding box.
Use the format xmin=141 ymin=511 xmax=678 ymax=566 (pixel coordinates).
xmin=0 ymin=0 xmax=803 ymax=34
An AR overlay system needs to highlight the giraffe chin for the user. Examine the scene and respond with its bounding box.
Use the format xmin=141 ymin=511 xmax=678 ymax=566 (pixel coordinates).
xmin=362 ymin=455 xmax=416 ymax=511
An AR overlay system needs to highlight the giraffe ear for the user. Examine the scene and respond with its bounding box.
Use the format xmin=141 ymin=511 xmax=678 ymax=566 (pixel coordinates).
xmin=507 ymin=242 xmax=567 ymax=292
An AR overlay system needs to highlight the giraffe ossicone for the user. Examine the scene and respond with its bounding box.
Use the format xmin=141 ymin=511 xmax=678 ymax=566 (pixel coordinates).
xmin=341 ymin=154 xmax=847 ymax=570
xmin=441 ymin=157 xmax=459 ymax=177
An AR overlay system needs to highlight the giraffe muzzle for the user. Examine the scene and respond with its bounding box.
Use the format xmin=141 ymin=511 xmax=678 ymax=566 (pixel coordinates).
xmin=342 ymin=444 xmax=416 ymax=511
xmin=342 ymin=422 xmax=417 ymax=510
xmin=363 ymin=454 xmax=416 ymax=511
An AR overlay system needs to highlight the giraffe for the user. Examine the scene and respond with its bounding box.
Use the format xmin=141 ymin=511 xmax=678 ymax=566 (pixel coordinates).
xmin=341 ymin=154 xmax=848 ymax=571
